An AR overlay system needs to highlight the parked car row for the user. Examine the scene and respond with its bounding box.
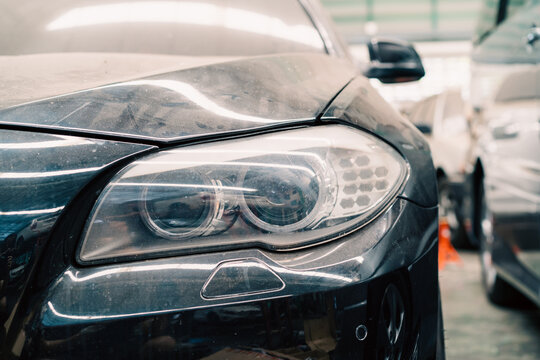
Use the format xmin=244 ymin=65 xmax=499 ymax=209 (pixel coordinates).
xmin=467 ymin=0 xmax=540 ymax=308
xmin=405 ymin=0 xmax=540 ymax=310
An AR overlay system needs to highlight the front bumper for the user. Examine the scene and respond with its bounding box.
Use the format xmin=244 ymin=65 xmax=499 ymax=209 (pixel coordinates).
xmin=18 ymin=199 xmax=439 ymax=359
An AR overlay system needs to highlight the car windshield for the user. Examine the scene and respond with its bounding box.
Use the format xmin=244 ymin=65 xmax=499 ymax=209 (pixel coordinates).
xmin=0 ymin=0 xmax=328 ymax=109
xmin=0 ymin=0 xmax=326 ymax=56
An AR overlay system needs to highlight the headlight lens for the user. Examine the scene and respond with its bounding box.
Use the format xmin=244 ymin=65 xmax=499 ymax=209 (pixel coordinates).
xmin=79 ymin=125 xmax=407 ymax=263
xmin=140 ymin=170 xmax=218 ymax=239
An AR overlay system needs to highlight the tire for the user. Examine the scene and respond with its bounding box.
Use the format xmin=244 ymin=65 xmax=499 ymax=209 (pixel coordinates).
xmin=477 ymin=180 xmax=531 ymax=307
xmin=438 ymin=177 xmax=468 ymax=248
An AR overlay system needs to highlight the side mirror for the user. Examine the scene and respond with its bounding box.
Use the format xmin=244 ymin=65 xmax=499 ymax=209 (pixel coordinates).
xmin=364 ymin=38 xmax=425 ymax=84
xmin=415 ymin=124 xmax=432 ymax=135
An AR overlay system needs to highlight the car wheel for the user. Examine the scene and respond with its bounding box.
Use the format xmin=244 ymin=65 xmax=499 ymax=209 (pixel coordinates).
xmin=477 ymin=180 xmax=530 ymax=307
xmin=438 ymin=177 xmax=468 ymax=248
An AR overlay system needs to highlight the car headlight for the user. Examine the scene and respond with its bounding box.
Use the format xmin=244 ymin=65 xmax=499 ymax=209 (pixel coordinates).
xmin=79 ymin=125 xmax=408 ymax=263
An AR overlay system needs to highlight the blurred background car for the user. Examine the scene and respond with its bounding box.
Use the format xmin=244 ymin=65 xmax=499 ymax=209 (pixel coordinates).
xmin=404 ymin=89 xmax=471 ymax=248
xmin=459 ymin=0 xmax=540 ymax=307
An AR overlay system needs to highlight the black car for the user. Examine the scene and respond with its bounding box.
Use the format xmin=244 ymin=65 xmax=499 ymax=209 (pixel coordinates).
xmin=463 ymin=0 xmax=540 ymax=306
xmin=0 ymin=1 xmax=442 ymax=359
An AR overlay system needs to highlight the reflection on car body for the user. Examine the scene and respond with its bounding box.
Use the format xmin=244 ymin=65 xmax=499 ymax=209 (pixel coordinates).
xmin=0 ymin=0 xmax=442 ymax=359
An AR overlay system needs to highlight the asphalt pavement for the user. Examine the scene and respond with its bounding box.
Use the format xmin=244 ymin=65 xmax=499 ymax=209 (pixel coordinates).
xmin=440 ymin=251 xmax=540 ymax=360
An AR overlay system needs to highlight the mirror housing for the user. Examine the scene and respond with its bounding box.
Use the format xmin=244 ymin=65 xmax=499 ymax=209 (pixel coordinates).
xmin=415 ymin=124 xmax=432 ymax=135
xmin=364 ymin=38 xmax=425 ymax=84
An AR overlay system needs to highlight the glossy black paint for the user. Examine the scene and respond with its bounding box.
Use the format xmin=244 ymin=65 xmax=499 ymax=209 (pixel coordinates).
xmin=364 ymin=38 xmax=425 ymax=84
xmin=37 ymin=199 xmax=433 ymax=321
xmin=0 ymin=77 xmax=440 ymax=358
xmin=20 ymin=199 xmax=438 ymax=359
xmin=321 ymin=77 xmax=438 ymax=208
xmin=0 ymin=54 xmax=355 ymax=143
xmin=0 ymin=131 xmax=154 ymax=352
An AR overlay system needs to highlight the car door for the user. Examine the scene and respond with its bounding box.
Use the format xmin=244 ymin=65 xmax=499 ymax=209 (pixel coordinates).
xmin=472 ymin=0 xmax=540 ymax=277
xmin=513 ymin=12 xmax=540 ymax=276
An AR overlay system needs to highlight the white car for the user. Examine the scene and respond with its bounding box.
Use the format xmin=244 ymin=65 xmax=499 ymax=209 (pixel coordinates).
xmin=406 ymin=89 xmax=471 ymax=247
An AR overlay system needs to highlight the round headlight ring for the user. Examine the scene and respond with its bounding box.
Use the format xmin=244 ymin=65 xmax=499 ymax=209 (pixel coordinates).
xmin=238 ymin=156 xmax=332 ymax=233
xmin=140 ymin=171 xmax=219 ymax=240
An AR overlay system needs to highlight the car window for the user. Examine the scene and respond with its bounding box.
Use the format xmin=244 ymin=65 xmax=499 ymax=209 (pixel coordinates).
xmin=0 ymin=0 xmax=326 ymax=56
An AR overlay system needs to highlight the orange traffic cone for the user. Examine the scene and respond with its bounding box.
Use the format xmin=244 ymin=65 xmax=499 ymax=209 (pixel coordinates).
xmin=438 ymin=217 xmax=462 ymax=270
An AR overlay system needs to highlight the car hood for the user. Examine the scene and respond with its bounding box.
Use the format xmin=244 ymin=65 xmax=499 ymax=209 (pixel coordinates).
xmin=0 ymin=53 xmax=356 ymax=143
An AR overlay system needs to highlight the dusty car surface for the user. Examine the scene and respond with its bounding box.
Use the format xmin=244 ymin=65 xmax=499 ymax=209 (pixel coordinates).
xmin=0 ymin=0 xmax=442 ymax=359
xmin=464 ymin=0 xmax=540 ymax=307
